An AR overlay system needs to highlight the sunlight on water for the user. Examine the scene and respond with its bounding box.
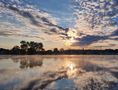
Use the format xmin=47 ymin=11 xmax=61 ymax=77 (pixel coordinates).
xmin=66 ymin=62 xmax=77 ymax=78
xmin=63 ymin=61 xmax=79 ymax=78
xmin=0 ymin=55 xmax=118 ymax=90
xmin=67 ymin=62 xmax=75 ymax=70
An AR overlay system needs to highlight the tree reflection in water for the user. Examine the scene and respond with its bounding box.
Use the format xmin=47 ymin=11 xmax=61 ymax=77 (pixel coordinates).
xmin=0 ymin=55 xmax=118 ymax=90
xmin=12 ymin=56 xmax=43 ymax=69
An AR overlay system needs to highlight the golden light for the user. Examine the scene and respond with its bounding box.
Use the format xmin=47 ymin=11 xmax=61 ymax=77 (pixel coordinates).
xmin=67 ymin=29 xmax=77 ymax=37
xmin=67 ymin=63 xmax=75 ymax=70
xmin=64 ymin=38 xmax=76 ymax=46
xmin=64 ymin=40 xmax=72 ymax=46
xmin=64 ymin=29 xmax=77 ymax=47
xmin=64 ymin=61 xmax=78 ymax=78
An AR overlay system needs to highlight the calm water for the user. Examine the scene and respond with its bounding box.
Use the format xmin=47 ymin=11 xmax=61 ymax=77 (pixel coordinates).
xmin=0 ymin=55 xmax=118 ymax=90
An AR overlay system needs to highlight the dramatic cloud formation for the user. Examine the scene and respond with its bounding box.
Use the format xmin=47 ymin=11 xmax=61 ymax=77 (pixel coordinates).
xmin=0 ymin=0 xmax=67 ymax=41
xmin=0 ymin=0 xmax=118 ymax=49
xmin=67 ymin=0 xmax=118 ymax=48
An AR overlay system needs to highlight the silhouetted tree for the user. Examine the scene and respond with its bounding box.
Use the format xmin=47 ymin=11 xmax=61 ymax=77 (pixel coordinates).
xmin=0 ymin=48 xmax=10 ymax=55
xmin=1 ymin=40 xmax=118 ymax=55
xmin=46 ymin=50 xmax=53 ymax=55
xmin=20 ymin=40 xmax=28 ymax=54
xmin=27 ymin=41 xmax=44 ymax=54
xmin=53 ymin=48 xmax=59 ymax=54
xmin=11 ymin=46 xmax=20 ymax=54
xmin=27 ymin=41 xmax=36 ymax=54
xmin=60 ymin=48 xmax=64 ymax=54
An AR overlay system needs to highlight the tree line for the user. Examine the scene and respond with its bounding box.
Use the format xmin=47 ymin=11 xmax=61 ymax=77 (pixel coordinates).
xmin=0 ymin=40 xmax=118 ymax=55
xmin=0 ymin=40 xmax=63 ymax=55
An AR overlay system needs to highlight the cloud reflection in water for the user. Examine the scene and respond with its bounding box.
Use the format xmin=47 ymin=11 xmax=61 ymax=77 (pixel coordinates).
xmin=0 ymin=55 xmax=118 ymax=90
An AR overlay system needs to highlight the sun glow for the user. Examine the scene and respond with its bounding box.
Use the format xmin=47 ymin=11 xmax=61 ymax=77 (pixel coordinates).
xmin=67 ymin=63 xmax=75 ymax=70
xmin=65 ymin=62 xmax=77 ymax=78
xmin=67 ymin=29 xmax=77 ymax=37
xmin=64 ymin=29 xmax=77 ymax=46
xmin=64 ymin=38 xmax=76 ymax=46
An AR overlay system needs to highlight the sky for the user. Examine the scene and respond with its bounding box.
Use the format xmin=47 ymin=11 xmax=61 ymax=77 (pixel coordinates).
xmin=0 ymin=0 xmax=118 ymax=50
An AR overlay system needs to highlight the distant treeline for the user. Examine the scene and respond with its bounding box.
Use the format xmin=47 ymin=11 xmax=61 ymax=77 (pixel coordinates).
xmin=0 ymin=40 xmax=118 ymax=55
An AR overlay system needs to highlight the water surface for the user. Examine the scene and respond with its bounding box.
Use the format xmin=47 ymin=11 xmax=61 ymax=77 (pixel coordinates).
xmin=0 ymin=55 xmax=118 ymax=90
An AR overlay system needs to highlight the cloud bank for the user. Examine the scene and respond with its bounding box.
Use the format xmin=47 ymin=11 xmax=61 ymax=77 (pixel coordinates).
xmin=0 ymin=0 xmax=118 ymax=49
xmin=0 ymin=0 xmax=67 ymax=41
xmin=69 ymin=0 xmax=118 ymax=48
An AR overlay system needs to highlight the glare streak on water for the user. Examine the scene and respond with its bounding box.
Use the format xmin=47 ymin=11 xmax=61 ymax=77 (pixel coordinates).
xmin=0 ymin=55 xmax=118 ymax=90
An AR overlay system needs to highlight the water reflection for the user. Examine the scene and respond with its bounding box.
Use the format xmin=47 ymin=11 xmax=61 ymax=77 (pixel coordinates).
xmin=0 ymin=55 xmax=118 ymax=90
xmin=62 ymin=58 xmax=103 ymax=78
xmin=20 ymin=59 xmax=42 ymax=69
xmin=66 ymin=62 xmax=78 ymax=78
xmin=11 ymin=56 xmax=92 ymax=77
xmin=0 ymin=55 xmax=114 ymax=76
xmin=11 ymin=56 xmax=43 ymax=69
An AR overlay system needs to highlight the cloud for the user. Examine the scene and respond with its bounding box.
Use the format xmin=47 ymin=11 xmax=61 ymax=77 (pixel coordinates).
xmin=0 ymin=0 xmax=118 ymax=48
xmin=70 ymin=0 xmax=118 ymax=48
xmin=90 ymin=39 xmax=118 ymax=49
xmin=111 ymin=29 xmax=118 ymax=36
xmin=0 ymin=23 xmax=44 ymax=39
xmin=0 ymin=0 xmax=67 ymax=41
xmin=72 ymin=35 xmax=108 ymax=46
xmin=71 ymin=28 xmax=118 ymax=47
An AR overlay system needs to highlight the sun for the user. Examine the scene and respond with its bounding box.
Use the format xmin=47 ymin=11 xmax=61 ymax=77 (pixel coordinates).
xmin=67 ymin=29 xmax=77 ymax=37
xmin=64 ymin=29 xmax=77 ymax=46
xmin=64 ymin=38 xmax=76 ymax=46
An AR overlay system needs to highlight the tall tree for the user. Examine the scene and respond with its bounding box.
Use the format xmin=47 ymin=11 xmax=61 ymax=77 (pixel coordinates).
xmin=20 ymin=40 xmax=28 ymax=54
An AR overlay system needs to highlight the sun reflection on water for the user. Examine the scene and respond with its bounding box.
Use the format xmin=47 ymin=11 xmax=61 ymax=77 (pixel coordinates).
xmin=64 ymin=61 xmax=78 ymax=78
xmin=67 ymin=63 xmax=75 ymax=70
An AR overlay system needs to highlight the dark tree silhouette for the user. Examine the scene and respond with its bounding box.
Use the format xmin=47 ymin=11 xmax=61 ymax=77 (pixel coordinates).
xmin=60 ymin=48 xmax=64 ymax=54
xmin=0 ymin=40 xmax=118 ymax=55
xmin=20 ymin=40 xmax=28 ymax=54
xmin=45 ymin=50 xmax=53 ymax=55
xmin=27 ymin=41 xmax=44 ymax=54
xmin=11 ymin=46 xmax=20 ymax=54
xmin=53 ymin=48 xmax=59 ymax=54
